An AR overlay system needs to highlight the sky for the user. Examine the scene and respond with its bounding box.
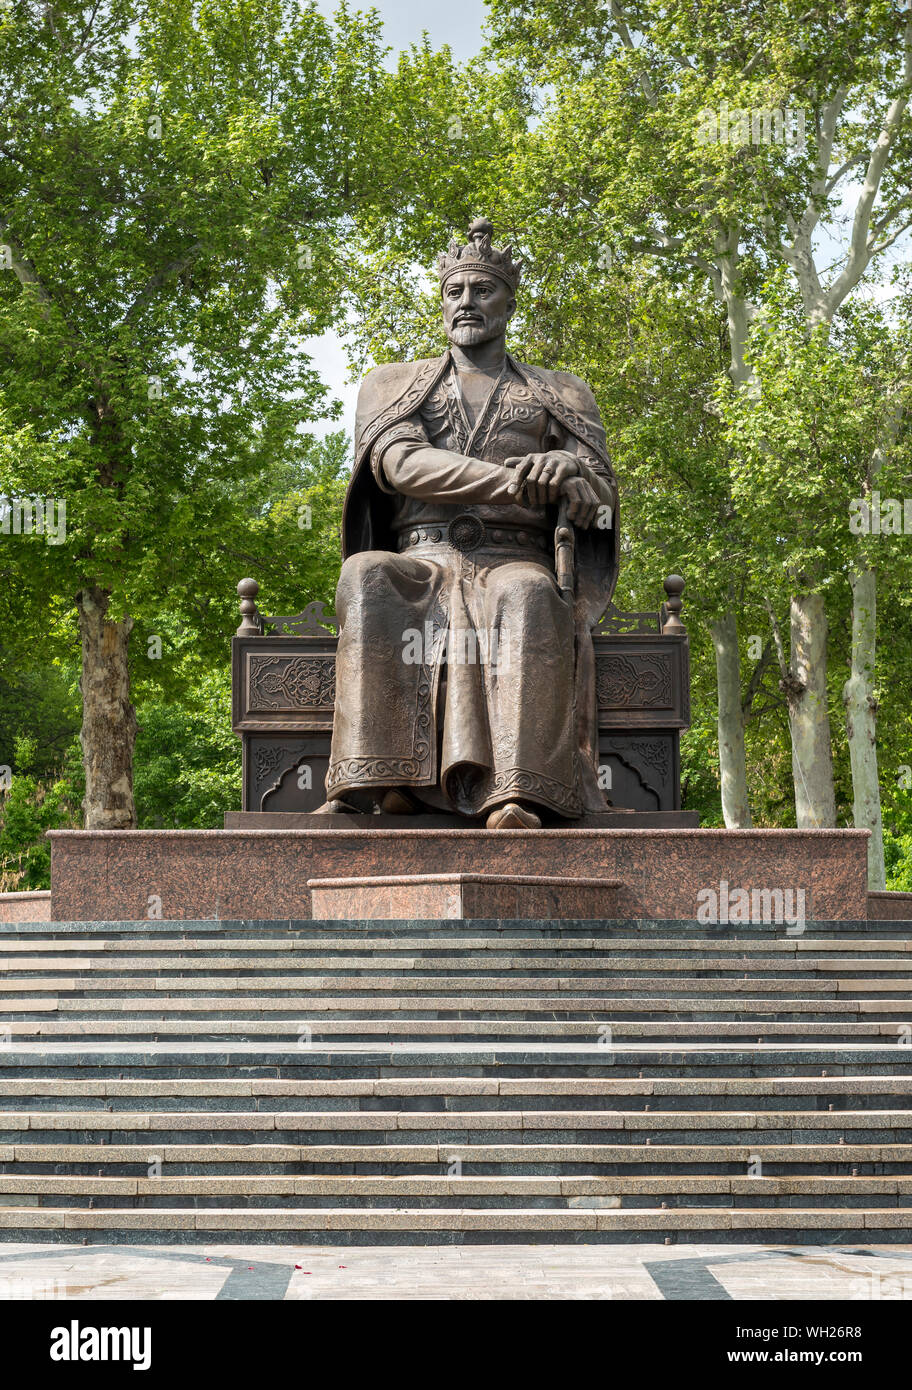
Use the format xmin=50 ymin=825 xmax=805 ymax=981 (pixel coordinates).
xmin=315 ymin=0 xmax=489 ymax=62
xmin=307 ymin=1 xmax=489 ymax=435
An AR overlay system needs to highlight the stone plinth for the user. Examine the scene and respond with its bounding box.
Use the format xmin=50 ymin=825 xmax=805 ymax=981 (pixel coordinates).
xmin=868 ymin=891 xmax=912 ymax=921
xmin=0 ymin=891 xmax=51 ymax=923
xmin=224 ymin=810 xmax=701 ymax=830
xmin=308 ymin=873 xmax=622 ymax=920
xmin=48 ymin=827 xmax=870 ymax=923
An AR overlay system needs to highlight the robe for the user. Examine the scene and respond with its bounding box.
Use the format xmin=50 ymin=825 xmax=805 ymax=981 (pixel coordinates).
xmin=325 ymin=350 xmax=619 ymax=819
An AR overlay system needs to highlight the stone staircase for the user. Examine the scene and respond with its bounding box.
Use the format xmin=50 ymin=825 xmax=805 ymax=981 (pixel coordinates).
xmin=1 ymin=917 xmax=911 ymax=1244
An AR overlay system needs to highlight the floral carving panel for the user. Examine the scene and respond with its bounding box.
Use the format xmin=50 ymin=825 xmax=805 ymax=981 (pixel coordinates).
xmin=248 ymin=654 xmax=337 ymax=712
xmin=596 ymin=652 xmax=673 ymax=710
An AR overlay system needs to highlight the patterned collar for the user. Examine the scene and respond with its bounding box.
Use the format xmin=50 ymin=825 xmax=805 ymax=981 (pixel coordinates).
xmin=446 ymin=357 xmax=512 ymax=454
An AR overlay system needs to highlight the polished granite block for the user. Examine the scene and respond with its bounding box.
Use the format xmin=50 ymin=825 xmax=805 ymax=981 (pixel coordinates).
xmin=869 ymin=891 xmax=912 ymax=920
xmin=0 ymin=892 xmax=50 ymax=923
xmin=48 ymin=826 xmax=870 ymax=922
xmin=307 ymin=873 xmax=622 ymax=920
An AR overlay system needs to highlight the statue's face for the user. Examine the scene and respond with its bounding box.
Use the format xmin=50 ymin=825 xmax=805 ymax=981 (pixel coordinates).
xmin=441 ymin=269 xmax=515 ymax=347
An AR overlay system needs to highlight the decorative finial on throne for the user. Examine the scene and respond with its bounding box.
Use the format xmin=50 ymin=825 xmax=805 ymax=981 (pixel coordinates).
xmin=236 ymin=578 xmax=262 ymax=636
xmin=662 ymin=575 xmax=686 ymax=634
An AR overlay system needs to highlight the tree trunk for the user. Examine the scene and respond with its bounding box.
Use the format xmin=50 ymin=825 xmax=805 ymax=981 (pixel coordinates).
xmin=711 ymin=610 xmax=753 ymax=827
xmin=842 ymin=567 xmax=885 ymax=888
xmin=785 ymin=593 xmax=836 ymax=828
xmin=76 ymin=586 xmax=137 ymax=829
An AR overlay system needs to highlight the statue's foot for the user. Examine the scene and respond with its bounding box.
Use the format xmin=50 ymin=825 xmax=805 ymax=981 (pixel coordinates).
xmin=486 ymin=801 xmax=542 ymax=830
xmin=312 ymin=797 xmax=359 ymax=815
xmin=379 ymin=788 xmax=422 ymax=815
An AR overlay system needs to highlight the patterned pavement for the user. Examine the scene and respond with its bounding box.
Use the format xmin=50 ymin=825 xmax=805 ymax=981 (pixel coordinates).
xmin=1 ymin=1242 xmax=911 ymax=1300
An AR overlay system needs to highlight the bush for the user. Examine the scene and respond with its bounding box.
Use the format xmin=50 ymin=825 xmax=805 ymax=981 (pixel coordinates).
xmin=0 ymin=769 xmax=81 ymax=891
xmin=133 ymin=672 xmax=242 ymax=829
xmin=884 ymin=832 xmax=912 ymax=892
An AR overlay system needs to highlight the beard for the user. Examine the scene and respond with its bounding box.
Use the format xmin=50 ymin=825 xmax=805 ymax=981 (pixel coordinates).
xmin=448 ymin=323 xmax=488 ymax=346
xmin=446 ymin=308 xmax=510 ymax=348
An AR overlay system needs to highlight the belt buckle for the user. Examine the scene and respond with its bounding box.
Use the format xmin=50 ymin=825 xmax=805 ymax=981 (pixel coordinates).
xmin=447 ymin=514 xmax=485 ymax=553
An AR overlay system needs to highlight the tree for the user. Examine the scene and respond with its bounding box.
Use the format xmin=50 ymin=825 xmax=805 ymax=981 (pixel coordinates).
xmin=485 ymin=0 xmax=912 ymax=847
xmin=0 ymin=0 xmax=391 ymax=827
xmin=718 ymin=285 xmax=912 ymax=881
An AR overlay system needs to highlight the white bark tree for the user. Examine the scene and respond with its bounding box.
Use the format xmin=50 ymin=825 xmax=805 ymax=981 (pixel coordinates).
xmin=492 ymin=0 xmax=912 ymax=850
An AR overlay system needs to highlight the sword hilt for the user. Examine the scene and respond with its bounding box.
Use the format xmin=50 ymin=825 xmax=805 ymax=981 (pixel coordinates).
xmin=555 ymin=498 xmax=575 ymax=598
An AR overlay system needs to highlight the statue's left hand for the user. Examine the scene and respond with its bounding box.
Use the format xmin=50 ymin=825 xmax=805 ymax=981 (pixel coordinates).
xmin=505 ymin=450 xmax=580 ymax=507
xmin=559 ymin=475 xmax=602 ymax=528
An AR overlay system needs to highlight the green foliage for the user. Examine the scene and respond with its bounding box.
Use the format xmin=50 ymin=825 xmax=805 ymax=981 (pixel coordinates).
xmin=0 ymin=0 xmax=378 ymax=623
xmin=0 ymin=654 xmax=82 ymax=888
xmin=0 ymin=0 xmax=416 ymax=830
xmin=0 ymin=753 xmax=82 ymax=890
xmin=882 ymin=790 xmax=912 ymax=890
xmin=2 ymin=0 xmax=912 ymax=886
xmin=718 ymin=284 xmax=912 ymax=596
xmin=128 ymin=429 xmax=348 ymax=827
xmin=884 ymin=834 xmax=912 ymax=892
xmin=0 ymin=659 xmax=80 ymax=779
xmin=133 ymin=670 xmax=241 ymax=829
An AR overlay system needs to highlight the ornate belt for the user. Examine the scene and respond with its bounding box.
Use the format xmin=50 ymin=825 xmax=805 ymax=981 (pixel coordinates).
xmin=397 ymin=514 xmax=550 ymax=555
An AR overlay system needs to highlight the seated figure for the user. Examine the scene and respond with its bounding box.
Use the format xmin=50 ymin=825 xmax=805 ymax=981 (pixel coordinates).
xmin=318 ymin=217 xmax=619 ymax=829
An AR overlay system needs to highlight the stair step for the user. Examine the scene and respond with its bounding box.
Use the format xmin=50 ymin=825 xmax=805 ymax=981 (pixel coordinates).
xmin=4 ymin=1173 xmax=911 ymax=1201
xmin=5 ymin=995 xmax=912 ymax=1017
xmin=2 ymin=1205 xmax=910 ymax=1244
xmin=1 ymin=1074 xmax=909 ymax=1094
xmin=6 ymin=977 xmax=912 ymax=994
xmin=7 ymin=1140 xmax=912 ymax=1170
xmin=6 ymin=1125 xmax=912 ymax=1151
xmin=3 ymin=1019 xmax=911 ymax=1043
xmin=3 ymin=936 xmax=910 ymax=954
xmin=5 ymin=960 xmax=912 ymax=983
xmin=6 ymin=1003 xmax=912 ymax=1029
xmin=3 ymin=1042 xmax=911 ymax=1081
xmin=2 ymin=1076 xmax=910 ymax=1114
xmin=4 ymin=1107 xmax=912 ymax=1131
xmin=3 ymin=919 xmax=911 ymax=1243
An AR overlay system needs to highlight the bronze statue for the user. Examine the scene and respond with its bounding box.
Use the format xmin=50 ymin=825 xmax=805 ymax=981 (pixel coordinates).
xmin=317 ymin=218 xmax=619 ymax=829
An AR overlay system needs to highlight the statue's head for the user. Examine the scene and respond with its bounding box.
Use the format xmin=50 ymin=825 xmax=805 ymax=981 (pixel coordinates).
xmin=437 ymin=217 xmax=522 ymax=348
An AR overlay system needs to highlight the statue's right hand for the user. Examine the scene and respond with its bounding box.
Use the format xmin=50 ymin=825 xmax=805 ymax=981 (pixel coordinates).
xmin=505 ymin=451 xmax=580 ymax=507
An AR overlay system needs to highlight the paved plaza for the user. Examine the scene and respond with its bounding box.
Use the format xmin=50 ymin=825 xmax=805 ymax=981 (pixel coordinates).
xmin=1 ymin=1242 xmax=911 ymax=1301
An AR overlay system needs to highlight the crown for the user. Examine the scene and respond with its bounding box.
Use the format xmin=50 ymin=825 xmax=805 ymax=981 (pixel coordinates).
xmin=437 ymin=217 xmax=522 ymax=293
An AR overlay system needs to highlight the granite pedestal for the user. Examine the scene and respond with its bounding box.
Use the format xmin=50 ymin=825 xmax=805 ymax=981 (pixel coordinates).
xmin=47 ymin=826 xmax=870 ymax=923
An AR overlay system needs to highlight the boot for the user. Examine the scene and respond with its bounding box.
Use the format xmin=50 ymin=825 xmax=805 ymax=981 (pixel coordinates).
xmin=485 ymin=801 xmax=542 ymax=830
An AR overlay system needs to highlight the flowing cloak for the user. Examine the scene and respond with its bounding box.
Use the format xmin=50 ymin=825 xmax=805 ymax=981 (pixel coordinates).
xmin=335 ymin=350 xmax=620 ymax=815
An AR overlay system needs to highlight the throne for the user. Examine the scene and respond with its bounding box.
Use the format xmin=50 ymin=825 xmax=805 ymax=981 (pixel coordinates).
xmin=227 ymin=576 xmax=693 ymax=824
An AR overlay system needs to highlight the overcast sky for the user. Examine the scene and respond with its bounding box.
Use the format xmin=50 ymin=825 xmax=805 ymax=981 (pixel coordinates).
xmin=315 ymin=0 xmax=489 ymax=61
